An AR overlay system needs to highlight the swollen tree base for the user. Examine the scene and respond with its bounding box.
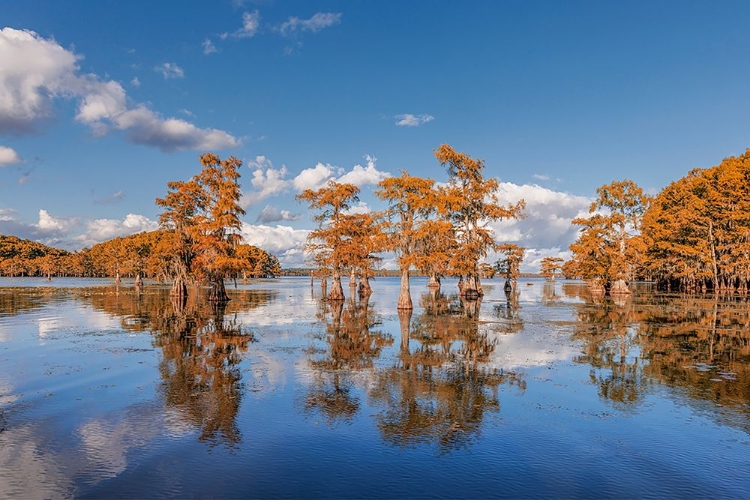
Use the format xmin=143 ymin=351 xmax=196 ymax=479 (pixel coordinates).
xmin=328 ymin=274 xmax=345 ymax=301
xmin=208 ymin=279 xmax=229 ymax=302
xmin=397 ymin=269 xmax=413 ymax=310
xmin=609 ymin=279 xmax=632 ymax=295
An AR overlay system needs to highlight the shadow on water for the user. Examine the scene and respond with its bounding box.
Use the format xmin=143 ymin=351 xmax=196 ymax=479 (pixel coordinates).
xmin=564 ymin=282 xmax=750 ymax=431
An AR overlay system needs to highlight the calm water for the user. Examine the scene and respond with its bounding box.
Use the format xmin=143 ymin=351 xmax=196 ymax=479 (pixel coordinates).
xmin=0 ymin=276 xmax=748 ymax=499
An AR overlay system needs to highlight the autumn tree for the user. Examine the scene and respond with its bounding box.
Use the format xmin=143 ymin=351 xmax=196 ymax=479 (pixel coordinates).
xmin=296 ymin=181 xmax=364 ymax=301
xmin=156 ymin=153 xmax=246 ymax=302
xmin=376 ymin=172 xmax=440 ymax=309
xmin=540 ymin=256 xmax=564 ymax=281
xmin=642 ymin=150 xmax=750 ymax=292
xmin=414 ymin=218 xmax=456 ymax=289
xmin=494 ymin=243 xmax=525 ymax=290
xmin=434 ymin=144 xmax=525 ymax=299
xmin=569 ymin=180 xmax=650 ymax=294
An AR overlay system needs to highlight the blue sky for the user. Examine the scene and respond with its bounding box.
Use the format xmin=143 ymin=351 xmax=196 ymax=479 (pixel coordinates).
xmin=1 ymin=1 xmax=749 ymax=270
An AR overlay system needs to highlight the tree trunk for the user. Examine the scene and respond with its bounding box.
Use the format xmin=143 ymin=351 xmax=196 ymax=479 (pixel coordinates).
xmin=427 ymin=273 xmax=441 ymax=289
xmin=358 ymin=276 xmax=373 ymax=298
xmin=209 ymin=277 xmax=229 ymax=302
xmin=328 ymin=269 xmax=345 ymax=301
xmin=349 ymin=268 xmax=357 ymax=288
xmin=134 ymin=273 xmax=143 ymax=289
xmin=460 ymin=274 xmax=483 ymax=299
xmin=115 ymin=271 xmax=121 ymax=285
xmin=398 ymin=308 xmax=413 ymax=365
xmin=171 ymin=276 xmax=187 ymax=298
xmin=397 ymin=268 xmax=412 ymax=309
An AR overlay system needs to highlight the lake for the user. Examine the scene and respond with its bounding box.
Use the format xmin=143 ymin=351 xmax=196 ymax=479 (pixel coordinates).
xmin=0 ymin=276 xmax=748 ymax=499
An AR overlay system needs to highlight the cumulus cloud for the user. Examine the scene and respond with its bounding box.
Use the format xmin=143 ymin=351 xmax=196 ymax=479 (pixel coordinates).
xmin=293 ymin=162 xmax=335 ymax=191
xmin=240 ymin=223 xmax=309 ymax=267
xmin=336 ymin=155 xmax=390 ymax=186
xmin=533 ymin=174 xmax=550 ymax=181
xmin=37 ymin=209 xmax=78 ymax=233
xmin=483 ymin=182 xmax=592 ymax=272
xmin=0 ymin=209 xmax=80 ymax=247
xmin=241 ymin=159 xmax=290 ymax=207
xmin=0 ymin=28 xmax=79 ymax=133
xmin=76 ymin=213 xmax=159 ymax=247
xmin=255 ymin=205 xmax=299 ymax=223
xmin=0 ymin=146 xmax=22 ymax=166
xmin=130 ymin=76 xmax=140 ymax=87
xmin=280 ymin=12 xmax=342 ymax=36
xmin=395 ymin=114 xmax=434 ymax=127
xmin=0 ymin=28 xmax=238 ymax=151
xmin=154 ymin=62 xmax=184 ymax=79
xmin=0 ymin=208 xmax=157 ymax=250
xmin=241 ymin=154 xmax=392 ymax=208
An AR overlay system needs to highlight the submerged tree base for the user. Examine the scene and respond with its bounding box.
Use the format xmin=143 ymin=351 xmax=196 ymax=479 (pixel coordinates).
xmin=609 ymin=279 xmax=632 ymax=296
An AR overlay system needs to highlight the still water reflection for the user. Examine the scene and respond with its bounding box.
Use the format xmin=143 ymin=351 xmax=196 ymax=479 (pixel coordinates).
xmin=0 ymin=278 xmax=749 ymax=498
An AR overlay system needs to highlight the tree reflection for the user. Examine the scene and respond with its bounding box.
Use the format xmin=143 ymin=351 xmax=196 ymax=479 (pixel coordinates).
xmin=370 ymin=293 xmax=524 ymax=453
xmin=567 ymin=283 xmax=750 ymax=430
xmin=571 ymin=290 xmax=646 ymax=408
xmin=304 ymin=295 xmax=393 ymax=426
xmin=79 ymin=286 xmax=274 ymax=447
xmin=492 ymin=289 xmax=523 ymax=334
xmin=0 ymin=287 xmax=61 ymax=317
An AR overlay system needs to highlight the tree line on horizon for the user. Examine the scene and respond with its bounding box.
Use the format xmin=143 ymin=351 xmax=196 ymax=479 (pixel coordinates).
xmin=0 ymin=230 xmax=280 ymax=284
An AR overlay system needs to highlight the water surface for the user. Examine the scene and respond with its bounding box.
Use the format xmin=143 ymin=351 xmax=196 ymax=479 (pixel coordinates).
xmin=0 ymin=277 xmax=748 ymax=498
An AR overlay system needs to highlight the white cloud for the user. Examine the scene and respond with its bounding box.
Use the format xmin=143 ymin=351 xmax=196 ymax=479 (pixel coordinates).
xmin=336 ymin=155 xmax=390 ymax=186
xmin=395 ymin=113 xmax=434 ymax=127
xmin=76 ymin=213 xmax=159 ymax=247
xmin=0 ymin=209 xmax=80 ymax=247
xmin=130 ymin=76 xmax=140 ymax=87
xmin=483 ymin=182 xmax=593 ymax=272
xmin=0 ymin=28 xmax=79 ymax=133
xmin=154 ymin=62 xmax=184 ymax=79
xmin=0 ymin=146 xmax=22 ymax=166
xmin=0 ymin=28 xmax=238 ymax=151
xmin=280 ymin=12 xmax=342 ymax=36
xmin=293 ymin=162 xmax=335 ymax=191
xmin=533 ymin=173 xmax=550 ymax=181
xmin=342 ymin=201 xmax=372 ymax=215
xmin=241 ymin=159 xmax=290 ymax=206
xmin=112 ymin=106 xmax=239 ymax=152
xmin=242 ymin=155 xmax=392 ymax=208
xmin=202 ymin=38 xmax=217 ymax=55
xmin=37 ymin=209 xmax=78 ymax=233
xmin=240 ymin=223 xmax=309 ymax=267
